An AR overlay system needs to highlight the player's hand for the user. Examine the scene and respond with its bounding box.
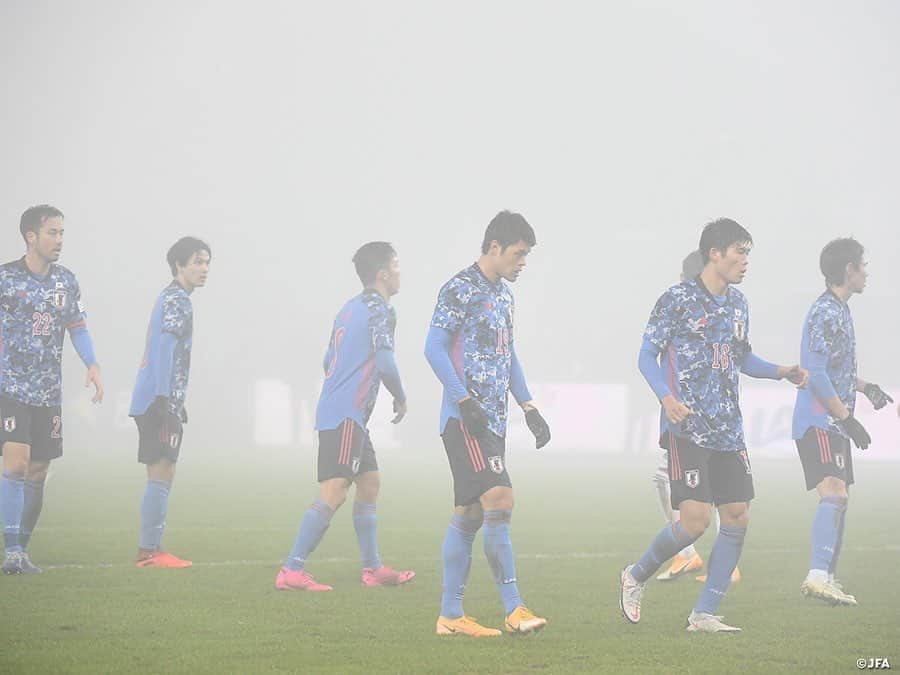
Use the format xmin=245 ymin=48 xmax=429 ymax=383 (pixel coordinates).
xmin=85 ymin=364 xmax=104 ymax=403
xmin=179 ymin=407 xmax=189 ymax=424
xmin=838 ymin=414 xmax=871 ymax=450
xmin=391 ymin=398 xmax=407 ymax=424
xmin=524 ymin=408 xmax=551 ymax=450
xmin=147 ymin=396 xmax=170 ymax=425
xmin=780 ymin=364 xmax=809 ymax=388
xmin=459 ymin=397 xmax=489 ymax=436
xmin=661 ymin=395 xmax=693 ymax=425
xmin=863 ymin=383 xmax=893 ymax=411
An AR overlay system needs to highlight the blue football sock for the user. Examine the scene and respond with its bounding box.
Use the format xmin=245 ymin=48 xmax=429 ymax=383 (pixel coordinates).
xmin=829 ymin=499 xmax=848 ymax=577
xmin=631 ymin=521 xmax=699 ymax=583
xmin=139 ymin=479 xmax=171 ymax=551
xmin=440 ymin=514 xmax=481 ymax=619
xmin=483 ymin=510 xmax=522 ymax=615
xmin=353 ymin=501 xmax=381 ymax=570
xmin=20 ymin=478 xmax=46 ymax=551
xmin=1 ymin=470 xmax=26 ymax=554
xmin=285 ymin=499 xmax=334 ymax=571
xmin=695 ymin=524 xmax=746 ymax=615
xmin=809 ymin=495 xmax=846 ymax=572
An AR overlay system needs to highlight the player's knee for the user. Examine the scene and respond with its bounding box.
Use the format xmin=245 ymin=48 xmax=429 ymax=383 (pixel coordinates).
xmin=680 ymin=516 xmax=709 ymax=539
xmin=480 ymin=487 xmax=514 ymax=512
xmin=719 ymin=503 xmax=750 ymax=529
xmin=319 ymin=479 xmax=350 ymax=510
xmin=147 ymin=460 xmax=176 ymax=482
xmin=818 ymin=476 xmax=847 ymax=498
xmin=678 ymin=505 xmax=711 ymax=537
xmin=355 ymin=472 xmax=380 ymax=502
xmin=25 ymin=462 xmax=49 ymax=482
xmin=456 ymin=503 xmax=483 ymax=521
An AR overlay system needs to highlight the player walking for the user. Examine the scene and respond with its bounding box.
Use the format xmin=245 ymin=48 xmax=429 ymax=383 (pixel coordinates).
xmin=620 ymin=218 xmax=807 ymax=632
xmin=275 ymin=242 xmax=414 ymax=591
xmin=426 ymin=211 xmax=551 ymax=638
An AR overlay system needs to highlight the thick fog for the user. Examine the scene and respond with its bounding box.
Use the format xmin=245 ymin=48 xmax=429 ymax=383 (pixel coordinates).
xmin=2 ymin=1 xmax=898 ymax=458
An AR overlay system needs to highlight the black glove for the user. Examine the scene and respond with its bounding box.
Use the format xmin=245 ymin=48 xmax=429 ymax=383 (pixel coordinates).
xmin=459 ymin=397 xmax=489 ymax=436
xmin=146 ymin=396 xmax=170 ymax=425
xmin=525 ymin=408 xmax=551 ymax=449
xmin=863 ymin=383 xmax=894 ymax=411
xmin=838 ymin=414 xmax=871 ymax=450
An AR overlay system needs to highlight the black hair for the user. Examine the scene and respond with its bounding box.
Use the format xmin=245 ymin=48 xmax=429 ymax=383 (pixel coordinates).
xmin=698 ymin=218 xmax=753 ymax=263
xmin=353 ymin=241 xmax=396 ymax=286
xmin=167 ymin=237 xmax=211 ymax=276
xmin=481 ymin=210 xmax=536 ymax=254
xmin=681 ymin=250 xmax=704 ymax=279
xmin=820 ymin=237 xmax=865 ymax=288
xmin=20 ymin=205 xmax=64 ymax=243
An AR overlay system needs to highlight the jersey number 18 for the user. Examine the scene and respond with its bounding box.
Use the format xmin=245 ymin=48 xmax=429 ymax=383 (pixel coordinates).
xmin=711 ymin=342 xmax=731 ymax=370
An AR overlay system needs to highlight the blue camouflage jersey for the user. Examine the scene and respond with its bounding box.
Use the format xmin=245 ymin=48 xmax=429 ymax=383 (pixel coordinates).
xmin=0 ymin=258 xmax=87 ymax=406
xmin=431 ymin=264 xmax=515 ymax=438
xmin=644 ymin=278 xmax=753 ymax=452
xmin=792 ymin=291 xmax=856 ymax=440
xmin=316 ymin=290 xmax=397 ymax=431
xmin=130 ymin=282 xmax=193 ymax=418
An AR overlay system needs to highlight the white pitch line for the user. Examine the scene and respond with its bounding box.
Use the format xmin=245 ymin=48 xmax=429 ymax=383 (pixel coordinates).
xmin=37 ymin=545 xmax=900 ymax=571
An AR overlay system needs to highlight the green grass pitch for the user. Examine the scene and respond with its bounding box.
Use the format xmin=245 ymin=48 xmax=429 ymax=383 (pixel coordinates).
xmin=3 ymin=448 xmax=898 ymax=674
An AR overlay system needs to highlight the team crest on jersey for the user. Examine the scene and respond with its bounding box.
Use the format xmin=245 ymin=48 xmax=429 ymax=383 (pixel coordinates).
xmin=738 ymin=450 xmax=752 ymax=475
xmin=488 ymin=456 xmax=504 ymax=474
xmin=3 ymin=416 xmax=15 ymax=433
xmin=685 ymin=469 xmax=700 ymax=489
xmin=835 ymin=453 xmax=845 ymax=470
xmin=51 ymin=282 xmax=67 ymax=309
xmin=351 ymin=457 xmax=361 ymax=474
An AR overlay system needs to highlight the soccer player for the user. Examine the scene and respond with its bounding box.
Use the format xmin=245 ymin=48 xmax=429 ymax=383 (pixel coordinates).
xmin=656 ymin=251 xmax=742 ymax=585
xmin=129 ymin=237 xmax=210 ymax=568
xmin=426 ymin=211 xmax=552 ymax=638
xmin=620 ymin=218 xmax=808 ymax=633
xmin=275 ymin=242 xmax=414 ymax=591
xmin=1 ymin=205 xmax=103 ymax=574
xmin=792 ymin=238 xmax=892 ymax=606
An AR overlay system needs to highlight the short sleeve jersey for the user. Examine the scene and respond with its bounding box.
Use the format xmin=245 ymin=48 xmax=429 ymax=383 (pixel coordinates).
xmin=430 ymin=263 xmax=515 ymax=438
xmin=792 ymin=291 xmax=856 ymax=440
xmin=0 ymin=258 xmax=87 ymax=406
xmin=644 ymin=278 xmax=752 ymax=452
xmin=129 ymin=282 xmax=194 ymax=417
xmin=316 ymin=290 xmax=397 ymax=431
